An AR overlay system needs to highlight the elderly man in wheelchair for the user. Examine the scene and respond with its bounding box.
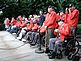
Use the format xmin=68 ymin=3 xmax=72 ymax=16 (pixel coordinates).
xmin=48 ymin=19 xmax=79 ymax=60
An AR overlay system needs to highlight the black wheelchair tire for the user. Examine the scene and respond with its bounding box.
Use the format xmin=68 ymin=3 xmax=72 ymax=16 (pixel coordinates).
xmin=66 ymin=39 xmax=79 ymax=60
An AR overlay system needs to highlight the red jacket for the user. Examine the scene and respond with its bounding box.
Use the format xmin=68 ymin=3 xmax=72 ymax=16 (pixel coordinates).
xmin=54 ymin=23 xmax=71 ymax=42
xmin=26 ymin=23 xmax=33 ymax=31
xmin=20 ymin=22 xmax=26 ymax=28
xmin=18 ymin=16 xmax=22 ymax=23
xmin=65 ymin=9 xmax=79 ymax=27
xmin=15 ymin=21 xmax=21 ymax=27
xmin=6 ymin=19 xmax=10 ymax=26
xmin=59 ymin=23 xmax=71 ymax=42
xmin=40 ymin=26 xmax=46 ymax=33
xmin=32 ymin=23 xmax=39 ymax=32
xmin=56 ymin=14 xmax=60 ymax=21
xmin=44 ymin=11 xmax=57 ymax=29
xmin=11 ymin=19 xmax=17 ymax=25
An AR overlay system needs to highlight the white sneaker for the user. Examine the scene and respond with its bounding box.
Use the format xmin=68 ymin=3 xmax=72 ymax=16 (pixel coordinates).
xmin=22 ymin=39 xmax=26 ymax=41
xmin=17 ymin=37 xmax=21 ymax=40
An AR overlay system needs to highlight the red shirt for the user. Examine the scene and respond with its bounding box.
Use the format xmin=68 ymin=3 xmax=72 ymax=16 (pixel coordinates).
xmin=15 ymin=21 xmax=21 ymax=27
xmin=11 ymin=19 xmax=17 ymax=25
xmin=40 ymin=26 xmax=46 ymax=33
xmin=20 ymin=22 xmax=26 ymax=28
xmin=65 ymin=9 xmax=79 ymax=27
xmin=44 ymin=11 xmax=57 ymax=29
xmin=32 ymin=23 xmax=39 ymax=32
xmin=56 ymin=14 xmax=60 ymax=21
xmin=26 ymin=23 xmax=33 ymax=31
xmin=54 ymin=23 xmax=71 ymax=42
xmin=6 ymin=19 xmax=10 ymax=26
xmin=58 ymin=23 xmax=71 ymax=41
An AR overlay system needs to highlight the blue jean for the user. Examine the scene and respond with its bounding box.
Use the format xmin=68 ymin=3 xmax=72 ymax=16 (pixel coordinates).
xmin=31 ymin=32 xmax=38 ymax=43
xmin=23 ymin=31 xmax=32 ymax=41
xmin=49 ymin=37 xmax=62 ymax=53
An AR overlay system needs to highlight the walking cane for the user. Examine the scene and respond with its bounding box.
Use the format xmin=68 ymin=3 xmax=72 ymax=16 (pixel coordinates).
xmin=35 ymin=26 xmax=44 ymax=53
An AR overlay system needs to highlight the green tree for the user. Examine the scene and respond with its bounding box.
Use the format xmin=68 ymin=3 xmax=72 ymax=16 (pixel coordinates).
xmin=0 ymin=0 xmax=81 ymax=22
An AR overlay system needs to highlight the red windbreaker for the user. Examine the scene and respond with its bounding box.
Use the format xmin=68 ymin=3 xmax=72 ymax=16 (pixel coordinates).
xmin=54 ymin=23 xmax=71 ymax=42
xmin=15 ymin=21 xmax=21 ymax=27
xmin=6 ymin=19 xmax=10 ymax=27
xmin=26 ymin=22 xmax=33 ymax=31
xmin=40 ymin=26 xmax=46 ymax=33
xmin=11 ymin=19 xmax=17 ymax=25
xmin=20 ymin=22 xmax=26 ymax=28
xmin=32 ymin=23 xmax=39 ymax=32
xmin=65 ymin=9 xmax=79 ymax=27
xmin=58 ymin=23 xmax=71 ymax=42
xmin=44 ymin=11 xmax=57 ymax=29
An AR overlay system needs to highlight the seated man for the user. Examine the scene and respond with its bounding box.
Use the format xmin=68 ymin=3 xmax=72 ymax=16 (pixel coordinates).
xmin=33 ymin=24 xmax=46 ymax=46
xmin=7 ymin=17 xmax=17 ymax=33
xmin=17 ymin=21 xmax=32 ymax=40
xmin=48 ymin=19 xmax=71 ymax=59
xmin=30 ymin=22 xmax=39 ymax=45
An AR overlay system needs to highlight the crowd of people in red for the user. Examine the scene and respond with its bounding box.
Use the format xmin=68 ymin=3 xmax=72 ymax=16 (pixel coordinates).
xmin=4 ymin=4 xmax=79 ymax=60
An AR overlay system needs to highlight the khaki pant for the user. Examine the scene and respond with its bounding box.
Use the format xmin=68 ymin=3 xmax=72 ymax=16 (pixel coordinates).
xmin=45 ymin=28 xmax=55 ymax=47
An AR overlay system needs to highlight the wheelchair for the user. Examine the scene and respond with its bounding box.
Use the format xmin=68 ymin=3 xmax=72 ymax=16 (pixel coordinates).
xmin=62 ymin=35 xmax=79 ymax=60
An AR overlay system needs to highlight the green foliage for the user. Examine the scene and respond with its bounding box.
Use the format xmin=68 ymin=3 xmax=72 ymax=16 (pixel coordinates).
xmin=77 ymin=24 xmax=81 ymax=35
xmin=0 ymin=0 xmax=81 ymax=31
xmin=0 ymin=0 xmax=81 ymax=21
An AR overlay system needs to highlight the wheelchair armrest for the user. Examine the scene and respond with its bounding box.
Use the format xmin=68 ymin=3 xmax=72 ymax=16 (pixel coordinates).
xmin=76 ymin=35 xmax=81 ymax=42
xmin=64 ymin=35 xmax=74 ymax=40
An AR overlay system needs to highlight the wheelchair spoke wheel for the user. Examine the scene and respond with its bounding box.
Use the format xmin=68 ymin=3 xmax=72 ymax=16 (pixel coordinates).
xmin=66 ymin=39 xmax=79 ymax=60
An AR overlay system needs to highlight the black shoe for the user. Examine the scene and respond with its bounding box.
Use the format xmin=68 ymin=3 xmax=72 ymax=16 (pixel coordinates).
xmin=48 ymin=53 xmax=51 ymax=56
xmin=48 ymin=52 xmax=56 ymax=59
xmin=45 ymin=48 xmax=50 ymax=53
xmin=56 ymin=53 xmax=63 ymax=59
xmin=28 ymin=40 xmax=32 ymax=43
xmin=30 ymin=42 xmax=36 ymax=46
xmin=48 ymin=50 xmax=53 ymax=56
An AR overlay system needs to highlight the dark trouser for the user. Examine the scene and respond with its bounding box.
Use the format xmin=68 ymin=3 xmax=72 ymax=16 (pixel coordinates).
xmin=45 ymin=28 xmax=55 ymax=47
xmin=23 ymin=31 xmax=32 ymax=41
xmin=31 ymin=32 xmax=38 ymax=43
xmin=35 ymin=32 xmax=45 ymax=45
xmin=17 ymin=28 xmax=21 ymax=37
xmin=71 ymin=27 xmax=77 ymax=37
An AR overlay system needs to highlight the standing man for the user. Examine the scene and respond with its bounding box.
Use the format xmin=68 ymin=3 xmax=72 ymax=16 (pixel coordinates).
xmin=38 ymin=10 xmax=45 ymax=26
xmin=44 ymin=6 xmax=57 ymax=53
xmin=65 ymin=4 xmax=79 ymax=37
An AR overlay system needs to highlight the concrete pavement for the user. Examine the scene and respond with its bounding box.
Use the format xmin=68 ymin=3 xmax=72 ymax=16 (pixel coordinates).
xmin=0 ymin=31 xmax=80 ymax=61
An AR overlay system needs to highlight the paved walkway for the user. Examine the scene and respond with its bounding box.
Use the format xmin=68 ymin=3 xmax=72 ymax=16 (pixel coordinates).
xmin=0 ymin=31 xmax=80 ymax=61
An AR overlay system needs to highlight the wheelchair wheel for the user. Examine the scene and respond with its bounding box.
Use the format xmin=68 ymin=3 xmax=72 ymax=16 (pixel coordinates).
xmin=66 ymin=39 xmax=79 ymax=60
xmin=56 ymin=50 xmax=63 ymax=59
